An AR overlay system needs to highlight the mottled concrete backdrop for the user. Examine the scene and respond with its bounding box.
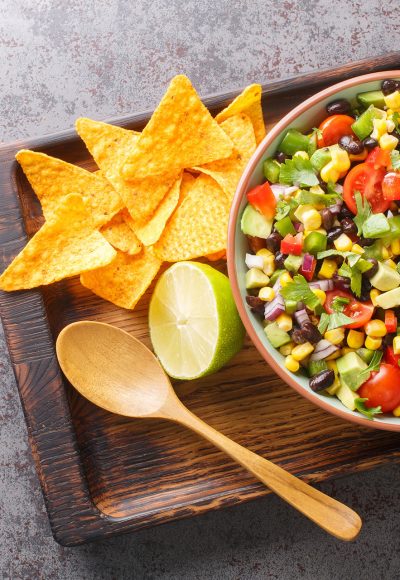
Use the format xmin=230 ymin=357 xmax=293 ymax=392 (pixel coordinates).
xmin=1 ymin=1 xmax=400 ymax=579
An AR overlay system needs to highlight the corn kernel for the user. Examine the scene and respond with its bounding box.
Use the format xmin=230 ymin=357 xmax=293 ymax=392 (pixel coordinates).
xmin=371 ymin=118 xmax=387 ymax=140
xmin=285 ymin=355 xmax=300 ymax=373
xmin=379 ymin=133 xmax=399 ymax=151
xmin=280 ymin=271 xmax=293 ymax=287
xmin=293 ymin=150 xmax=309 ymax=160
xmin=320 ymin=161 xmax=340 ymax=183
xmin=330 ymin=146 xmax=350 ymax=172
xmin=276 ymin=313 xmax=293 ymax=332
xmin=387 ymin=119 xmax=396 ymax=133
xmin=365 ymin=319 xmax=387 ymax=337
xmin=334 ymin=233 xmax=353 ymax=252
xmin=384 ymin=90 xmax=400 ymax=110
xmin=258 ymin=287 xmax=275 ymax=302
xmin=385 ymin=259 xmax=397 ymax=270
xmin=347 ymin=329 xmax=365 ymax=349
xmin=351 ymin=244 xmax=364 ymax=255
xmin=324 ymin=328 xmax=345 ymax=345
xmin=349 ymin=150 xmax=368 ymax=162
xmin=365 ymin=336 xmax=382 ymax=350
xmin=312 ymin=288 xmax=326 ymax=305
xmin=341 ymin=347 xmax=356 ymax=356
xmin=370 ymin=289 xmax=381 ymax=306
xmin=387 ymin=108 xmax=394 ymax=119
xmin=262 ymin=255 xmax=276 ymax=276
xmin=318 ymin=258 xmax=337 ymax=279
xmin=393 ymin=405 xmax=400 ymax=417
xmin=256 ymin=248 xmax=273 ymax=258
xmin=326 ymin=360 xmax=338 ymax=375
xmin=279 ymin=342 xmax=294 ymax=356
xmin=325 ymin=377 xmax=341 ymax=395
xmin=291 ymin=342 xmax=314 ymax=361
xmin=391 ymin=239 xmax=400 ymax=256
xmin=381 ymin=246 xmax=391 ymax=260
xmin=325 ymin=350 xmax=341 ymax=360
xmin=393 ymin=336 xmax=400 ymax=355
xmin=309 ymin=185 xmax=325 ymax=195
xmin=302 ymin=209 xmax=322 ymax=231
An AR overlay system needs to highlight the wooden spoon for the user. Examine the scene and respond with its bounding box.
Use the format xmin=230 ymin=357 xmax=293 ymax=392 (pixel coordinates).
xmin=56 ymin=321 xmax=362 ymax=541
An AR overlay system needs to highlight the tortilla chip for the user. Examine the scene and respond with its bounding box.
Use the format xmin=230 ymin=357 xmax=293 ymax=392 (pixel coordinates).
xmin=16 ymin=150 xmax=123 ymax=227
xmin=100 ymin=211 xmax=142 ymax=255
xmin=121 ymin=75 xmax=233 ymax=179
xmin=192 ymin=114 xmax=256 ymax=200
xmin=0 ymin=194 xmax=116 ymax=291
xmin=134 ymin=173 xmax=182 ymax=246
xmin=215 ymin=84 xmax=265 ymax=145
xmin=80 ymin=247 xmax=162 ymax=310
xmin=75 ymin=118 xmax=178 ymax=226
xmin=154 ymin=174 xmax=229 ymax=261
xmin=178 ymin=172 xmax=196 ymax=206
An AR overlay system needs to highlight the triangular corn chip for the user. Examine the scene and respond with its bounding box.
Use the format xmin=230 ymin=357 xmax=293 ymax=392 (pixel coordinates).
xmin=215 ymin=84 xmax=265 ymax=144
xmin=154 ymin=174 xmax=229 ymax=261
xmin=16 ymin=150 xmax=123 ymax=227
xmin=178 ymin=172 xmax=196 ymax=206
xmin=100 ymin=211 xmax=142 ymax=255
xmin=75 ymin=118 xmax=179 ymax=227
xmin=80 ymin=247 xmax=162 ymax=310
xmin=192 ymin=113 xmax=256 ymax=200
xmin=134 ymin=173 xmax=182 ymax=246
xmin=121 ymin=75 xmax=233 ymax=179
xmin=0 ymin=194 xmax=116 ymax=291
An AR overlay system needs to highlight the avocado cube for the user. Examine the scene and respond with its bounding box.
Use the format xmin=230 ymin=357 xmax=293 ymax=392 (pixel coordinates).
xmin=362 ymin=213 xmax=390 ymax=239
xmin=370 ymin=262 xmax=400 ymax=292
xmin=245 ymin=268 xmax=270 ymax=289
xmin=264 ymin=322 xmax=291 ymax=348
xmin=284 ymin=254 xmax=302 ymax=273
xmin=241 ymin=204 xmax=273 ymax=239
xmin=336 ymin=379 xmax=359 ymax=411
xmin=336 ymin=352 xmax=367 ymax=391
xmin=375 ymin=287 xmax=400 ymax=309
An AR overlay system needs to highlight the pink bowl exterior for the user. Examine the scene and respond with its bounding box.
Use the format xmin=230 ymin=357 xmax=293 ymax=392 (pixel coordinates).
xmin=228 ymin=70 xmax=400 ymax=432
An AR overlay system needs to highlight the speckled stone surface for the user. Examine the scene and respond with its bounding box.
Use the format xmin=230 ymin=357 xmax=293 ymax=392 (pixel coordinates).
xmin=1 ymin=1 xmax=400 ymax=578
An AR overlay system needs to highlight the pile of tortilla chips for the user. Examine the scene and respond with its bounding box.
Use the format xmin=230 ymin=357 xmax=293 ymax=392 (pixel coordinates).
xmin=0 ymin=75 xmax=264 ymax=309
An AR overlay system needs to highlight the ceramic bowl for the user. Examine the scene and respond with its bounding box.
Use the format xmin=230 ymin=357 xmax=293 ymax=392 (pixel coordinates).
xmin=228 ymin=70 xmax=400 ymax=431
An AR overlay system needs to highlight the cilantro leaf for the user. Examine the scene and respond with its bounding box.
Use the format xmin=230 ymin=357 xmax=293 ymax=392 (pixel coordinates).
xmin=275 ymin=198 xmax=297 ymax=221
xmin=327 ymin=312 xmax=353 ymax=330
xmin=279 ymin=157 xmax=319 ymax=187
xmin=354 ymin=398 xmax=382 ymax=420
xmin=338 ymin=261 xmax=363 ymax=298
xmin=280 ymin=274 xmax=321 ymax=311
xmin=351 ymin=351 xmax=384 ymax=393
xmin=331 ymin=296 xmax=350 ymax=312
xmin=391 ymin=150 xmax=400 ymax=171
xmin=316 ymin=250 xmax=358 ymax=261
xmin=295 ymin=189 xmax=340 ymax=206
xmin=326 ymin=181 xmax=342 ymax=196
xmin=353 ymin=190 xmax=372 ymax=236
xmin=392 ymin=111 xmax=400 ymax=132
xmin=318 ymin=313 xmax=330 ymax=333
xmin=311 ymin=127 xmax=323 ymax=139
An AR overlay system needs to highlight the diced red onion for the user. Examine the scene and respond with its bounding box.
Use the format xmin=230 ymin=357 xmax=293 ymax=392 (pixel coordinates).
xmin=294 ymin=222 xmax=304 ymax=232
xmin=272 ymin=277 xmax=282 ymax=292
xmin=301 ymin=253 xmax=315 ymax=274
xmin=264 ymin=294 xmax=285 ymax=321
xmin=270 ymin=184 xmax=299 ymax=198
xmin=309 ymin=339 xmax=339 ymax=361
xmin=387 ymin=210 xmax=394 ymax=219
xmin=245 ymin=253 xmax=264 ymax=270
xmin=294 ymin=308 xmax=310 ymax=326
xmin=333 ymin=183 xmax=343 ymax=194
xmin=309 ymin=279 xmax=334 ymax=291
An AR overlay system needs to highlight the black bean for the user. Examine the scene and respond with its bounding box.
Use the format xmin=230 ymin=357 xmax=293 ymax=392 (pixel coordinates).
xmin=317 ymin=178 xmax=328 ymax=192
xmin=321 ymin=208 xmax=334 ymax=230
xmin=275 ymin=151 xmax=287 ymax=164
xmin=274 ymin=252 xmax=287 ymax=269
xmin=383 ymin=333 xmax=395 ymax=347
xmin=245 ymin=295 xmax=265 ymax=314
xmin=301 ymin=321 xmax=322 ymax=344
xmin=309 ymin=369 xmax=335 ymax=392
xmin=290 ymin=328 xmax=308 ymax=345
xmin=327 ymin=227 xmax=343 ymax=245
xmin=359 ymin=237 xmax=375 ymax=247
xmin=326 ymin=99 xmax=351 ymax=115
xmin=363 ymin=136 xmax=379 ymax=150
xmin=339 ymin=134 xmax=364 ymax=155
xmin=359 ymin=278 xmax=372 ymax=302
xmin=338 ymin=205 xmax=354 ymax=220
xmin=332 ymin=274 xmax=351 ymax=291
xmin=382 ymin=79 xmax=400 ymax=96
xmin=247 ymin=235 xmax=266 ymax=253
xmin=364 ymin=258 xmax=379 ymax=279
xmin=266 ymin=231 xmax=283 ymax=253
xmin=340 ymin=217 xmax=357 ymax=234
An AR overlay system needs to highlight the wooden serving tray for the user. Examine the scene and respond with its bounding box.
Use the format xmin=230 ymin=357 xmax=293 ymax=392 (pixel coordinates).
xmin=2 ymin=53 xmax=400 ymax=547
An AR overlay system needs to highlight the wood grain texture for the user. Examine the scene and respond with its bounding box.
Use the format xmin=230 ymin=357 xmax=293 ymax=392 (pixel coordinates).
xmin=1 ymin=53 xmax=400 ymax=546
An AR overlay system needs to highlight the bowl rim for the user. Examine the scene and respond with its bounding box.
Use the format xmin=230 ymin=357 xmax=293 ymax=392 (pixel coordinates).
xmin=227 ymin=69 xmax=400 ymax=432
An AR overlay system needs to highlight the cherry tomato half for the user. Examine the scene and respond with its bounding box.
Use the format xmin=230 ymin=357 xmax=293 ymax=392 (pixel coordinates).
xmin=358 ymin=364 xmax=400 ymax=412
xmin=343 ymin=162 xmax=389 ymax=214
xmin=366 ymin=147 xmax=391 ymax=169
xmin=324 ymin=289 xmax=374 ymax=329
xmin=382 ymin=172 xmax=400 ymax=201
xmin=317 ymin=115 xmax=356 ymax=148
xmin=384 ymin=346 xmax=400 ymax=368
xmin=247 ymin=182 xmax=277 ymax=219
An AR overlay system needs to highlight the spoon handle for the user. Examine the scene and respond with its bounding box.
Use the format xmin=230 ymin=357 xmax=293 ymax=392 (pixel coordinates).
xmin=167 ymin=402 xmax=361 ymax=541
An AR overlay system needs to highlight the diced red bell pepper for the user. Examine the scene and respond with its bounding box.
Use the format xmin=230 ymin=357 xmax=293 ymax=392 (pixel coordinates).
xmin=366 ymin=147 xmax=391 ymax=169
xmin=299 ymin=253 xmax=316 ymax=281
xmin=247 ymin=182 xmax=277 ymax=219
xmin=382 ymin=172 xmax=400 ymax=201
xmin=384 ymin=346 xmax=400 ymax=368
xmin=385 ymin=310 xmax=398 ymax=334
xmin=280 ymin=233 xmax=303 ymax=256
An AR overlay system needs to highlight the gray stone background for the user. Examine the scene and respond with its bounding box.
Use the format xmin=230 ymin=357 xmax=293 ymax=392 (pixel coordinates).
xmin=1 ymin=1 xmax=400 ymax=578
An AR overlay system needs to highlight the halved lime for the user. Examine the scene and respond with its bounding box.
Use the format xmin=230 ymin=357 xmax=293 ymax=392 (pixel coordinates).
xmin=149 ymin=261 xmax=245 ymax=379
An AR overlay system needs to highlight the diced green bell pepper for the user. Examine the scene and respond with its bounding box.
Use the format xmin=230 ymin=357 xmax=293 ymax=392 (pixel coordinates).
xmin=310 ymin=148 xmax=332 ymax=172
xmin=383 ymin=215 xmax=400 ymax=244
xmin=308 ymin=359 xmax=328 ymax=377
xmin=263 ymin=158 xmax=281 ymax=183
xmin=357 ymin=90 xmax=385 ymax=109
xmin=275 ymin=216 xmax=296 ymax=237
xmin=284 ymin=254 xmax=302 ymax=273
xmin=269 ymin=269 xmax=284 ymax=286
xmin=284 ymin=299 xmax=298 ymax=314
xmin=303 ymin=231 xmax=327 ymax=255
xmin=351 ymin=106 xmax=386 ymax=140
xmin=278 ymin=129 xmax=310 ymax=156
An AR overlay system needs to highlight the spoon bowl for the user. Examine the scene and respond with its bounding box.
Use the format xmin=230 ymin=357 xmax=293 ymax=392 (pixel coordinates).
xmin=56 ymin=320 xmax=362 ymax=541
